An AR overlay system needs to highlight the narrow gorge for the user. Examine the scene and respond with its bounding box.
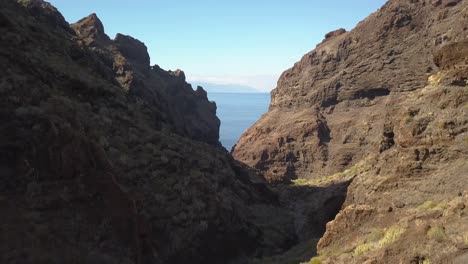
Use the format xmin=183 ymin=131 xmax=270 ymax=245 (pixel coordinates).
xmin=0 ymin=0 xmax=467 ymax=264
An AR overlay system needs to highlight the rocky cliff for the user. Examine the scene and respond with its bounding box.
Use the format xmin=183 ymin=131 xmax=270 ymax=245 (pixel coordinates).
xmin=233 ymin=0 xmax=467 ymax=182
xmin=234 ymin=0 xmax=468 ymax=263
xmin=0 ymin=1 xmax=296 ymax=263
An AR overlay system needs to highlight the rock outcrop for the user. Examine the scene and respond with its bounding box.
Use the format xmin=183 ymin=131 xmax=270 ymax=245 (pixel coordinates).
xmin=233 ymin=0 xmax=468 ymax=263
xmin=0 ymin=1 xmax=295 ymax=263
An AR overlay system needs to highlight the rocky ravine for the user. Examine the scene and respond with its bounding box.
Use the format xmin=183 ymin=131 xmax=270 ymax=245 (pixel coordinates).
xmin=234 ymin=0 xmax=468 ymax=263
xmin=1 ymin=0 xmax=467 ymax=264
xmin=0 ymin=1 xmax=297 ymax=263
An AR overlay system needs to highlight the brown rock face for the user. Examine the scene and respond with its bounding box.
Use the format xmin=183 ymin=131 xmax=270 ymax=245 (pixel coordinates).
xmin=0 ymin=1 xmax=295 ymax=263
xmin=232 ymin=0 xmax=468 ymax=182
xmin=432 ymin=39 xmax=468 ymax=86
xmin=315 ymin=84 xmax=468 ymax=263
xmin=324 ymin=28 xmax=346 ymax=40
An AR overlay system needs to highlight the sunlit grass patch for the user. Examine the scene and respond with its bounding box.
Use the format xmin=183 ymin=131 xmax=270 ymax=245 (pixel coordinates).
xmin=352 ymin=225 xmax=404 ymax=258
xmin=291 ymin=178 xmax=311 ymax=186
xmin=353 ymin=242 xmax=374 ymax=256
xmin=379 ymin=225 xmax=405 ymax=247
xmin=417 ymin=201 xmax=447 ymax=211
xmin=303 ymin=256 xmax=322 ymax=264
xmin=417 ymin=201 xmax=437 ymax=209
xmin=427 ymin=226 xmax=446 ymax=242
xmin=343 ymin=166 xmax=358 ymax=176
xmin=367 ymin=228 xmax=385 ymax=242
xmin=296 ymin=165 xmax=359 ymax=187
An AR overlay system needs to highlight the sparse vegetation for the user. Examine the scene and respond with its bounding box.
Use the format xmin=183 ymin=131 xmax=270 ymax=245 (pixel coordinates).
xmin=427 ymin=226 xmax=446 ymax=242
xmin=352 ymin=225 xmax=405 ymax=257
xmin=302 ymin=247 xmax=343 ymax=264
xmin=438 ymin=121 xmax=447 ymax=130
xmin=292 ymin=178 xmax=311 ymax=186
xmin=305 ymin=256 xmax=322 ymax=264
xmin=353 ymin=242 xmax=374 ymax=256
xmin=418 ymin=201 xmax=437 ymax=209
xmin=419 ymin=259 xmax=430 ymax=264
xmin=343 ymin=166 xmax=358 ymax=176
xmin=404 ymin=114 xmax=413 ymax=124
xmin=367 ymin=228 xmax=384 ymax=242
xmin=292 ymin=166 xmax=358 ymax=187
xmin=417 ymin=201 xmax=447 ymax=211
xmin=379 ymin=225 xmax=405 ymax=247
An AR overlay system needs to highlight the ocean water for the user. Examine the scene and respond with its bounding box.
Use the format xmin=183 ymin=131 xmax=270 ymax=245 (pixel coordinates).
xmin=208 ymin=92 xmax=270 ymax=151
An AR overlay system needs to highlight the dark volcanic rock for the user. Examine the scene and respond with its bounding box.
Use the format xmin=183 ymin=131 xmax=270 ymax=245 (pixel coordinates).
xmin=71 ymin=13 xmax=110 ymax=45
xmin=114 ymin=33 xmax=150 ymax=66
xmin=70 ymin=12 xmax=220 ymax=145
xmin=17 ymin=0 xmax=70 ymax=31
xmin=0 ymin=1 xmax=295 ymax=263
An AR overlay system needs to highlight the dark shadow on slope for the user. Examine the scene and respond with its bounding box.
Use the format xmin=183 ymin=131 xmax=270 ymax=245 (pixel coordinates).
xmin=251 ymin=179 xmax=353 ymax=264
xmin=351 ymin=87 xmax=390 ymax=100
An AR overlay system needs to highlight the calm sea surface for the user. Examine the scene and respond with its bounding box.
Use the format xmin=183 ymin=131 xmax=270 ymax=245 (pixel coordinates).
xmin=208 ymin=92 xmax=270 ymax=151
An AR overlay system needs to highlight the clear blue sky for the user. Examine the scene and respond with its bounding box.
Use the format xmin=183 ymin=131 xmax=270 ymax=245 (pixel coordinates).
xmin=48 ymin=0 xmax=387 ymax=91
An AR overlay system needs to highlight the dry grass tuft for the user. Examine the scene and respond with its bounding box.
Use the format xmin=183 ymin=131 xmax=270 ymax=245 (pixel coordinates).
xmin=427 ymin=226 xmax=446 ymax=242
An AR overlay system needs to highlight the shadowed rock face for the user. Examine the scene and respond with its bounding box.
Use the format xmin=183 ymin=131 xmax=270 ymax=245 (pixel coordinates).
xmin=70 ymin=13 xmax=221 ymax=145
xmin=114 ymin=33 xmax=150 ymax=67
xmin=233 ymin=0 xmax=468 ymax=263
xmin=72 ymin=13 xmax=110 ymax=45
xmin=0 ymin=1 xmax=296 ymax=263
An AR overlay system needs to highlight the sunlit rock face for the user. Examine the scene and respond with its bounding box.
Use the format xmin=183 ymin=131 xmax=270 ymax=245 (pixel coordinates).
xmin=233 ymin=0 xmax=468 ymax=263
xmin=233 ymin=0 xmax=467 ymax=183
